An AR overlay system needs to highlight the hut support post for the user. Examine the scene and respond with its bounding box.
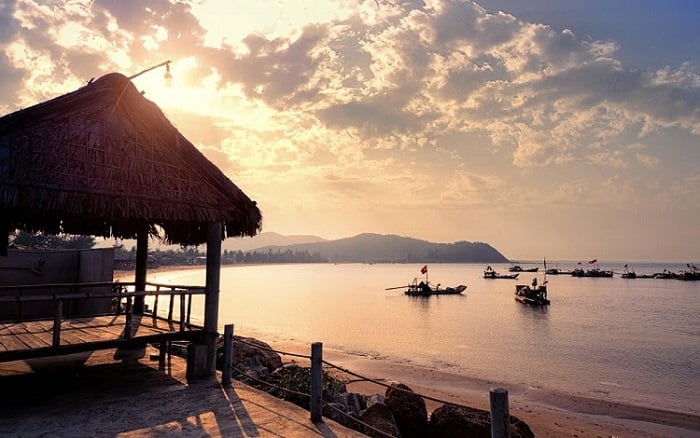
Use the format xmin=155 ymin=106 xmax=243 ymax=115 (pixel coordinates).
xmin=189 ymin=222 xmax=222 ymax=379
xmin=1 ymin=215 xmax=8 ymax=257
xmin=134 ymin=230 xmax=148 ymax=314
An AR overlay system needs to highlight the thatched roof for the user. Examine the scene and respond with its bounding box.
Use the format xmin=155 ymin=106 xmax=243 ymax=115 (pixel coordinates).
xmin=0 ymin=73 xmax=262 ymax=245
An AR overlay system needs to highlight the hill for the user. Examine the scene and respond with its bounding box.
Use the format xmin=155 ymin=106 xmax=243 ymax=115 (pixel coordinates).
xmin=253 ymin=233 xmax=508 ymax=263
xmin=222 ymin=232 xmax=327 ymax=252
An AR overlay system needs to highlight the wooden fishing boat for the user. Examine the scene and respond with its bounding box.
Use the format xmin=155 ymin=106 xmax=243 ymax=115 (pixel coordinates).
xmin=514 ymin=281 xmax=550 ymax=305
xmin=483 ymin=267 xmax=519 ymax=279
xmin=508 ymin=265 xmax=538 ymax=273
xmin=404 ymin=281 xmax=467 ymax=296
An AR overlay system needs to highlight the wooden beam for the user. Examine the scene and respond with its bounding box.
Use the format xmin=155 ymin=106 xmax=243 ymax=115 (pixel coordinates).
xmin=204 ymin=222 xmax=222 ymax=375
xmin=134 ymin=229 xmax=148 ymax=314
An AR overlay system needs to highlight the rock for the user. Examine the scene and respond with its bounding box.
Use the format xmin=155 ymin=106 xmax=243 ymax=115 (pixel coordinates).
xmin=366 ymin=393 xmax=386 ymax=408
xmin=429 ymin=404 xmax=534 ymax=438
xmin=215 ymin=335 xmax=283 ymax=374
xmin=384 ymin=383 xmax=427 ymax=438
xmin=334 ymin=392 xmax=367 ymax=416
xmin=323 ymin=402 xmax=358 ymax=430
xmin=360 ymin=401 xmax=401 ymax=438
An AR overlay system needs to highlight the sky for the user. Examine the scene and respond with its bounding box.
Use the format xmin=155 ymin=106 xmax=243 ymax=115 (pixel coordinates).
xmin=0 ymin=0 xmax=698 ymax=262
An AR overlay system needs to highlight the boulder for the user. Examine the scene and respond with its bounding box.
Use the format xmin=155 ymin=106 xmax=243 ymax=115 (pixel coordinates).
xmin=360 ymin=401 xmax=401 ymax=438
xmin=334 ymin=392 xmax=367 ymax=416
xmin=384 ymin=383 xmax=427 ymax=438
xmin=215 ymin=335 xmax=283 ymax=375
xmin=429 ymin=404 xmax=534 ymax=438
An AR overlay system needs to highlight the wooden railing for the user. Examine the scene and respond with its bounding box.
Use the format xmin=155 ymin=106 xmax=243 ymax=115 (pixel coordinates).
xmin=0 ymin=281 xmax=206 ymax=348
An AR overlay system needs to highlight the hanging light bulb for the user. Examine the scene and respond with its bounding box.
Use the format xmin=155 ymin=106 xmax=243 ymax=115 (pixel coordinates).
xmin=164 ymin=61 xmax=173 ymax=87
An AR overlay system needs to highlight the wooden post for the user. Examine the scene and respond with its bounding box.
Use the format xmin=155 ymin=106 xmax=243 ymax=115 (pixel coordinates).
xmin=0 ymin=215 xmax=8 ymax=257
xmin=222 ymin=324 xmax=233 ymax=385
xmin=203 ymin=222 xmax=223 ymax=376
xmin=158 ymin=341 xmax=167 ymax=371
xmin=124 ymin=296 xmax=133 ymax=339
xmin=490 ymin=387 xmax=510 ymax=438
xmin=134 ymin=230 xmax=148 ymax=314
xmin=179 ymin=293 xmax=185 ymax=332
xmin=52 ymin=300 xmax=62 ymax=347
xmin=310 ymin=342 xmax=323 ymax=423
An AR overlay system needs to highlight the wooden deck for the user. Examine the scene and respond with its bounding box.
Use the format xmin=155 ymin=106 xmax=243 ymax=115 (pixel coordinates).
xmin=0 ymin=281 xmax=206 ymax=363
xmin=0 ymin=313 xmax=198 ymax=363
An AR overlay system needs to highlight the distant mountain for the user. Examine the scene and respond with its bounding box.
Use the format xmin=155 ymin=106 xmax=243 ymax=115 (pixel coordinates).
xmin=222 ymin=232 xmax=327 ymax=252
xmin=253 ymin=233 xmax=509 ymax=263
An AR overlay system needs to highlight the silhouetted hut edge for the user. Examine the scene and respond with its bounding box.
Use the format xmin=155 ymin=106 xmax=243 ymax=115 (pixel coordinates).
xmin=0 ymin=72 xmax=262 ymax=246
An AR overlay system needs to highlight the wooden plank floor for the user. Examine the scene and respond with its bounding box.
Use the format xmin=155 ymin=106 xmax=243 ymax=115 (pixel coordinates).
xmin=0 ymin=314 xmax=187 ymax=354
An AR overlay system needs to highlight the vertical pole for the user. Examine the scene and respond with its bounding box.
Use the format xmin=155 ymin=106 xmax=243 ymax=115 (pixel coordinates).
xmin=204 ymin=222 xmax=223 ymax=376
xmin=490 ymin=387 xmax=510 ymax=438
xmin=158 ymin=341 xmax=167 ymax=371
xmin=52 ymin=300 xmax=62 ymax=347
xmin=1 ymin=215 xmax=8 ymax=257
xmin=222 ymin=324 xmax=233 ymax=385
xmin=134 ymin=230 xmax=148 ymax=314
xmin=310 ymin=342 xmax=323 ymax=423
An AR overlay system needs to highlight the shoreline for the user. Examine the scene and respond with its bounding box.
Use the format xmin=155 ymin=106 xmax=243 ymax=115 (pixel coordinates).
xmin=258 ymin=336 xmax=700 ymax=437
xmin=122 ymin=266 xmax=700 ymax=437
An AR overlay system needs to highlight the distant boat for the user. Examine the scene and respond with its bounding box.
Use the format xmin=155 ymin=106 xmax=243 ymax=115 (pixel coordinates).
xmin=620 ymin=265 xmax=637 ymax=278
xmin=571 ymin=268 xmax=614 ymax=278
xmin=545 ymin=267 xmax=571 ymax=275
xmin=483 ymin=266 xmax=519 ymax=279
xmin=508 ymin=265 xmax=538 ymax=273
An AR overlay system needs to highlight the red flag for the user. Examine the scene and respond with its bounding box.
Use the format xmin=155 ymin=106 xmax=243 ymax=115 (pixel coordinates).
xmin=420 ymin=265 xmax=428 ymax=274
xmin=588 ymin=258 xmax=597 ymax=264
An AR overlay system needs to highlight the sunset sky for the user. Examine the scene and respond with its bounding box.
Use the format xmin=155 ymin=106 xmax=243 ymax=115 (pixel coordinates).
xmin=1 ymin=0 xmax=698 ymax=261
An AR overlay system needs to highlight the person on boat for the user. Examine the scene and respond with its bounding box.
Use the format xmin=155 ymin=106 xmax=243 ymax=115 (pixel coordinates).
xmin=418 ymin=281 xmax=431 ymax=293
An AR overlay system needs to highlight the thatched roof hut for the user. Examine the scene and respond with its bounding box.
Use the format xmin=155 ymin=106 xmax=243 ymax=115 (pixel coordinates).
xmin=0 ymin=73 xmax=262 ymax=245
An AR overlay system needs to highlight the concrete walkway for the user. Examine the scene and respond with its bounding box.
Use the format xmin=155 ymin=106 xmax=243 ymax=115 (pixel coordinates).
xmin=0 ymin=347 xmax=366 ymax=437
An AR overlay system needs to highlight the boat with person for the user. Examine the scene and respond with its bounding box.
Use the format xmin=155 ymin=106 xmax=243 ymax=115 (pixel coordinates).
xmin=483 ymin=266 xmax=519 ymax=279
xmin=403 ymin=280 xmax=467 ymax=296
xmin=385 ymin=265 xmax=467 ymax=296
xmin=514 ymin=277 xmax=550 ymax=305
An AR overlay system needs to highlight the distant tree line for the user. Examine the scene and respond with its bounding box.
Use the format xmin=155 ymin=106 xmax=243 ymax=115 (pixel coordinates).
xmin=10 ymin=231 xmax=96 ymax=250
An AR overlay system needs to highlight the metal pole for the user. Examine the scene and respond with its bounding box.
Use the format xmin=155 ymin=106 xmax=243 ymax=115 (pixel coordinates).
xmin=310 ymin=342 xmax=323 ymax=423
xmin=222 ymin=324 xmax=233 ymax=385
xmin=490 ymin=387 xmax=510 ymax=438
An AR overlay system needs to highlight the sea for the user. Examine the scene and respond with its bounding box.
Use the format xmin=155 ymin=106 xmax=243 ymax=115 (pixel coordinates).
xmin=150 ymin=261 xmax=699 ymax=417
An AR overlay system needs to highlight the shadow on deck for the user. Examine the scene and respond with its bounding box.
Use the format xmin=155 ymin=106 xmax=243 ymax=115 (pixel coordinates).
xmin=0 ymin=347 xmax=364 ymax=437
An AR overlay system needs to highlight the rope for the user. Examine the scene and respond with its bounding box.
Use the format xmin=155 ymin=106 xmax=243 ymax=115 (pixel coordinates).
xmin=229 ymin=336 xmax=472 ymax=416
xmin=229 ymin=364 xmax=310 ymax=399
xmin=322 ymin=359 xmax=462 ymax=406
xmin=234 ymin=336 xmax=311 ymax=360
xmin=323 ymin=403 xmax=397 ymax=438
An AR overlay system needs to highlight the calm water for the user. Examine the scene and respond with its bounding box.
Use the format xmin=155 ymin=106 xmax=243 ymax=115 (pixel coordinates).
xmin=153 ymin=262 xmax=700 ymax=415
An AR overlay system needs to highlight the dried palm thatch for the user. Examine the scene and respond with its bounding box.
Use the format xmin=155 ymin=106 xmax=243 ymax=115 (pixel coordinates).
xmin=0 ymin=73 xmax=262 ymax=245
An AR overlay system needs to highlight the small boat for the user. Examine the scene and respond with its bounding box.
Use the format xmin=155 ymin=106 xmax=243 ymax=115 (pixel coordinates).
xmin=514 ymin=278 xmax=550 ymax=305
xmin=404 ymin=280 xmax=467 ymax=296
xmin=508 ymin=265 xmax=538 ymax=273
xmin=571 ymin=268 xmax=614 ymax=278
xmin=620 ymin=265 xmax=637 ymax=278
xmin=483 ymin=266 xmax=519 ymax=279
xmin=545 ymin=267 xmax=571 ymax=275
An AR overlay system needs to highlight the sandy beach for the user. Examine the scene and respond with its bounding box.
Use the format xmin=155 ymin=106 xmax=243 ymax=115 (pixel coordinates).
xmin=118 ymin=266 xmax=700 ymax=437
xmin=241 ymin=335 xmax=697 ymax=438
